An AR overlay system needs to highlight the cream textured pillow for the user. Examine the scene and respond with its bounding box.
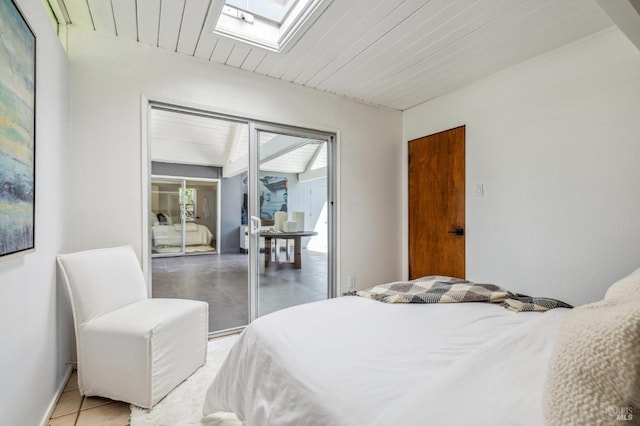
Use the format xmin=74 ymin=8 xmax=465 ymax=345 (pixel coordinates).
xmin=605 ymin=268 xmax=640 ymax=301
xmin=543 ymin=297 xmax=640 ymax=425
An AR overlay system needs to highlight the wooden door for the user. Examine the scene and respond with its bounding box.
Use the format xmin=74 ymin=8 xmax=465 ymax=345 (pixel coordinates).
xmin=408 ymin=126 xmax=465 ymax=279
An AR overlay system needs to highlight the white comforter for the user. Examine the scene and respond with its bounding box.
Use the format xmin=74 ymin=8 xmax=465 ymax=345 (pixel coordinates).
xmin=152 ymin=223 xmax=213 ymax=247
xmin=203 ymin=296 xmax=569 ymax=426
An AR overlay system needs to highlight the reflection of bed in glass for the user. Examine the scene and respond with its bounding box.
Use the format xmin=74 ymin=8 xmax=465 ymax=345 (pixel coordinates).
xmin=151 ymin=212 xmax=214 ymax=254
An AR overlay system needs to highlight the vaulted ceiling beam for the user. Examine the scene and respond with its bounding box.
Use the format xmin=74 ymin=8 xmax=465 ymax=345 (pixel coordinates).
xmin=595 ymin=0 xmax=640 ymax=51
xmin=223 ymin=135 xmax=313 ymax=178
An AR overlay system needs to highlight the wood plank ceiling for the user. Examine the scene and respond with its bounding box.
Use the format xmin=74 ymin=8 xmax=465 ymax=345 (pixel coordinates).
xmin=55 ymin=0 xmax=613 ymax=111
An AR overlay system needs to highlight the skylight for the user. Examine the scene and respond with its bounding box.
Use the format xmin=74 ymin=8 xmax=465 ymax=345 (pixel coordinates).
xmin=226 ymin=0 xmax=298 ymax=24
xmin=212 ymin=0 xmax=325 ymax=52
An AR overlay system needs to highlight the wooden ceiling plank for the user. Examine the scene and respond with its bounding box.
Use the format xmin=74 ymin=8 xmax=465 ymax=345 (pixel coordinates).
xmin=375 ymin=2 xmax=611 ymax=109
xmin=347 ymin=2 xmax=529 ymax=101
xmin=111 ymin=0 xmax=138 ymax=40
xmin=311 ymin=0 xmax=476 ymax=93
xmin=254 ymin=0 xmax=361 ymax=76
xmin=285 ymin=0 xmax=410 ymax=82
xmin=269 ymin=0 xmax=383 ymax=80
xmin=226 ymin=43 xmax=253 ymax=68
xmin=458 ymin=4 xmax=610 ymax=82
xmin=373 ymin=1 xmax=591 ymax=105
xmin=87 ymin=0 xmax=116 ymax=34
xmin=64 ymin=0 xmax=613 ymax=111
xmin=210 ymin=36 xmax=236 ymax=64
xmin=63 ymin=0 xmax=94 ymax=28
xmin=194 ymin=32 xmax=218 ymax=59
xmin=290 ymin=0 xmax=423 ymax=85
xmin=158 ymin=0 xmax=186 ymax=51
xmin=393 ymin=13 xmax=610 ymax=110
xmin=177 ymin=0 xmax=211 ymax=55
xmin=251 ymin=50 xmax=284 ymax=76
xmin=264 ymin=0 xmax=370 ymax=79
xmin=361 ymin=0 xmax=610 ymax=108
xmin=137 ymin=0 xmax=161 ymax=46
xmin=240 ymin=49 xmax=269 ymax=72
xmin=342 ymin=0 xmax=606 ymax=109
xmin=328 ymin=2 xmax=508 ymax=92
xmin=332 ymin=0 xmax=538 ymax=100
xmin=361 ymin=3 xmax=555 ymax=106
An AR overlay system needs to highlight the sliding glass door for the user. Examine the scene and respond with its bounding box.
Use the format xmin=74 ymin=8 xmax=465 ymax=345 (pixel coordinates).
xmin=151 ymin=177 xmax=219 ymax=256
xmin=148 ymin=102 xmax=335 ymax=335
xmin=150 ymin=179 xmax=184 ymax=255
xmin=254 ymin=127 xmax=332 ymax=316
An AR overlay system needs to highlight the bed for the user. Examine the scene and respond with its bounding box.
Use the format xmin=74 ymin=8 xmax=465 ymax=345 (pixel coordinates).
xmin=203 ymin=271 xmax=640 ymax=425
xmin=151 ymin=222 xmax=213 ymax=247
xmin=150 ymin=211 xmax=213 ymax=249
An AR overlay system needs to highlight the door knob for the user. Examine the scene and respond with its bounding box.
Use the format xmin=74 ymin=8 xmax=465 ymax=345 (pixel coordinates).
xmin=448 ymin=228 xmax=464 ymax=236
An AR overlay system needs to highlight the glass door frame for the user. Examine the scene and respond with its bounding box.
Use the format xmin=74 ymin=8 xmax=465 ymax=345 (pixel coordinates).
xmin=248 ymin=122 xmax=337 ymax=322
xmin=150 ymin=175 xmax=222 ymax=258
xmin=143 ymin=100 xmax=337 ymax=330
xmin=150 ymin=176 xmax=187 ymax=257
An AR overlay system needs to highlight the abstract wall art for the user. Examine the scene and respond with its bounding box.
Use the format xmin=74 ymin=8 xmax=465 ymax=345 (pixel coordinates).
xmin=0 ymin=0 xmax=36 ymax=258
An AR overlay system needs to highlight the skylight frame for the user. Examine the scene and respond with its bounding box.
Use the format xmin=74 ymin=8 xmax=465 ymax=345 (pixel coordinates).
xmin=226 ymin=0 xmax=300 ymax=25
xmin=210 ymin=0 xmax=327 ymax=53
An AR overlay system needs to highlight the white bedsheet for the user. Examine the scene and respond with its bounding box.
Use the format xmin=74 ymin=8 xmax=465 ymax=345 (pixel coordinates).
xmin=203 ymin=296 xmax=569 ymax=426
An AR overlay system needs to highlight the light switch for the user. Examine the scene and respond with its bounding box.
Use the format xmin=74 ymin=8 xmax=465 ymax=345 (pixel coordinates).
xmin=475 ymin=184 xmax=484 ymax=197
xmin=348 ymin=276 xmax=356 ymax=289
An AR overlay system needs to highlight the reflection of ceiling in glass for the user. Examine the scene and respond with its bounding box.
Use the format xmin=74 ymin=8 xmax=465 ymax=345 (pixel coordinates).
xmin=228 ymin=124 xmax=249 ymax=163
xmin=261 ymin=143 xmax=320 ymax=173
xmin=151 ymin=108 xmax=246 ymax=167
xmin=151 ymin=108 xmax=328 ymax=177
xmin=310 ymin=143 xmax=326 ymax=170
xmin=226 ymin=0 xmax=298 ymax=24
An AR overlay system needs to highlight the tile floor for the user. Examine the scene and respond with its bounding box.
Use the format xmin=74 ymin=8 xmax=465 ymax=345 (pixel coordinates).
xmin=48 ymin=371 xmax=130 ymax=426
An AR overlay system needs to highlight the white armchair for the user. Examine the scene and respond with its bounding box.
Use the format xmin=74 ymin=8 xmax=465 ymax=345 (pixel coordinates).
xmin=57 ymin=245 xmax=208 ymax=408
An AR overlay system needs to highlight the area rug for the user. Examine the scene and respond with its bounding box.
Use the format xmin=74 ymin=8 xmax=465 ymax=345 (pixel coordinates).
xmin=130 ymin=335 xmax=242 ymax=425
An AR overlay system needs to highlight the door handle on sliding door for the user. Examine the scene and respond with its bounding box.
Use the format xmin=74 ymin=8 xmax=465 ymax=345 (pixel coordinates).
xmin=250 ymin=216 xmax=262 ymax=235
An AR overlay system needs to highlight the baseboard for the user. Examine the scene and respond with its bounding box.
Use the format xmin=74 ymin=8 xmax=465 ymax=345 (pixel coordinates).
xmin=39 ymin=363 xmax=74 ymax=426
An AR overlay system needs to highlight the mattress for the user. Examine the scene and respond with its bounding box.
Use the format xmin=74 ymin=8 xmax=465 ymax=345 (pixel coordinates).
xmin=203 ymin=296 xmax=569 ymax=426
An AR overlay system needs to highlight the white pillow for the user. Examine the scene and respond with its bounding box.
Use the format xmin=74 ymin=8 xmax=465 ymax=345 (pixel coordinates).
xmin=543 ymin=296 xmax=640 ymax=424
xmin=150 ymin=212 xmax=159 ymax=226
xmin=605 ymin=267 xmax=640 ymax=300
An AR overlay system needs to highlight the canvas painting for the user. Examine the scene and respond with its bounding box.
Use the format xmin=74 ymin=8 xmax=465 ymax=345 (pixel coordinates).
xmin=0 ymin=0 xmax=36 ymax=257
xmin=259 ymin=176 xmax=288 ymax=220
xmin=241 ymin=174 xmax=288 ymax=224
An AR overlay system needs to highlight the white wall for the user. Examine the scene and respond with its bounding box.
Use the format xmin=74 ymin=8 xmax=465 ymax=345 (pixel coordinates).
xmin=66 ymin=26 xmax=403 ymax=293
xmin=403 ymin=29 xmax=640 ymax=306
xmin=0 ymin=1 xmax=72 ymax=424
